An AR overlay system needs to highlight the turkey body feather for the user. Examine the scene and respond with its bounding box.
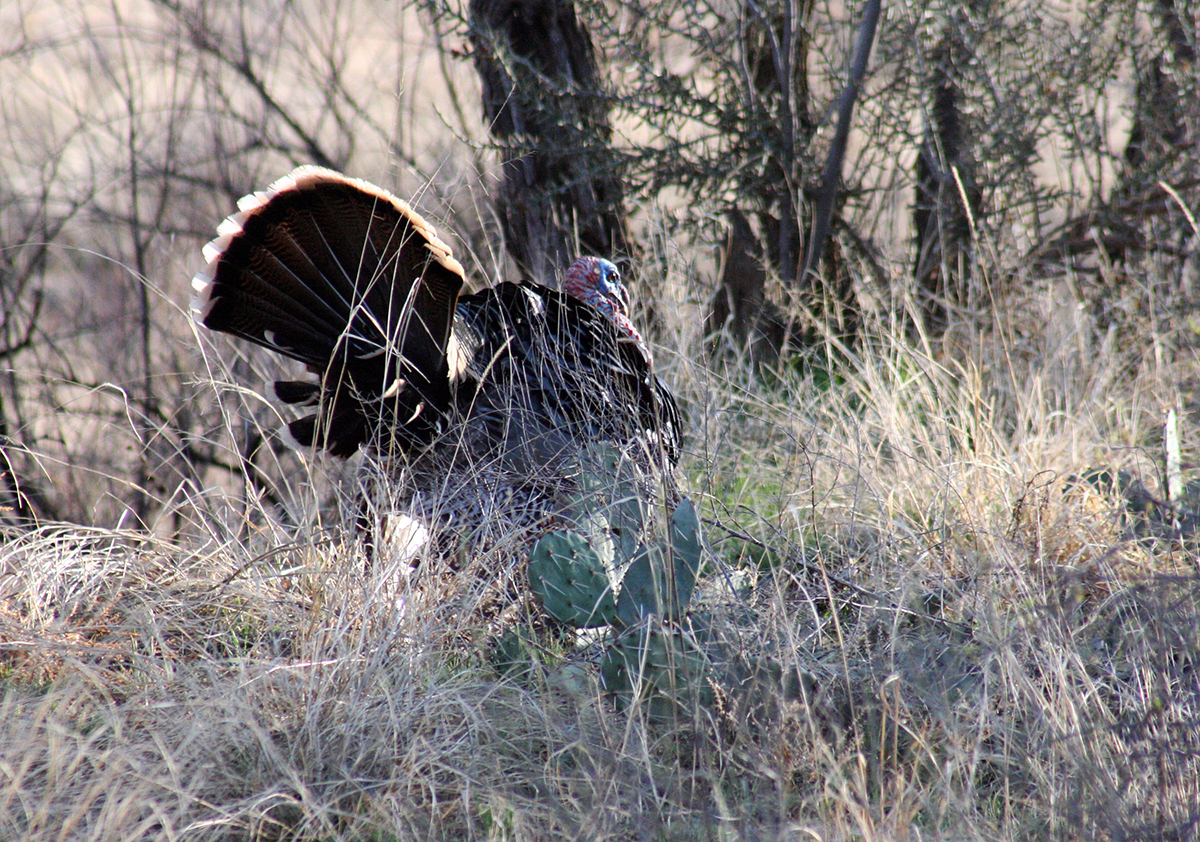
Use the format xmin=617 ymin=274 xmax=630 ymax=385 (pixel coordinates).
xmin=451 ymin=280 xmax=680 ymax=473
xmin=192 ymin=167 xmax=679 ymax=557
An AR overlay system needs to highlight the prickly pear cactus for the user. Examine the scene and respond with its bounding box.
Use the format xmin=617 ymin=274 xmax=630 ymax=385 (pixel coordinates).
xmin=490 ymin=624 xmax=541 ymax=679
xmin=528 ymin=530 xmax=618 ymax=628
xmin=670 ymin=498 xmax=703 ymax=588
xmin=602 ymin=499 xmax=712 ymax=718
xmin=615 ymin=498 xmax=703 ymax=625
xmin=527 ymin=497 xmax=714 ymax=720
xmin=568 ymin=442 xmax=648 ymax=585
xmin=600 ymin=621 xmax=712 ymax=718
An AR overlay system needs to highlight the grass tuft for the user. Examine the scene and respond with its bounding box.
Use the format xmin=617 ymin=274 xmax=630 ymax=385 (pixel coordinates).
xmin=4 ymin=264 xmax=1200 ymax=840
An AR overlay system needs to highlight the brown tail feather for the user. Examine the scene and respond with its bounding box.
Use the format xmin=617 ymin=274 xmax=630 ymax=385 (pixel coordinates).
xmin=192 ymin=166 xmax=466 ymax=455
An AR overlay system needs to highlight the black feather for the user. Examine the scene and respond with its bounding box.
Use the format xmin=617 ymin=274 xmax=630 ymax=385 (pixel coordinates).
xmin=193 ymin=167 xmax=680 ymax=466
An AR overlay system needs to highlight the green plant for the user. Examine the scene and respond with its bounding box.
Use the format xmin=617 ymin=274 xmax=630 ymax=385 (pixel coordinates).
xmin=527 ymin=497 xmax=708 ymax=714
xmin=529 ymin=498 xmax=702 ymax=629
xmin=527 ymin=530 xmax=617 ymax=629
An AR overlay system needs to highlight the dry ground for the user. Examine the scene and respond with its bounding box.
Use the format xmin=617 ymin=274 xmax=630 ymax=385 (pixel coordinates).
xmin=3 ymin=265 xmax=1199 ymax=840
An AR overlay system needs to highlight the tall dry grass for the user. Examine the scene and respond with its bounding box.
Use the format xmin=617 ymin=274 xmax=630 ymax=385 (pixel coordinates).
xmin=4 ymin=255 xmax=1199 ymax=839
xmin=3 ymin=0 xmax=1200 ymax=838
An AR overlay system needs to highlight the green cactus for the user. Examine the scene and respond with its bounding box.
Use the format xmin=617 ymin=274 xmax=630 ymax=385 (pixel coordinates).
xmin=568 ymin=441 xmax=647 ymax=583
xmin=490 ymin=624 xmax=541 ymax=679
xmin=530 ymin=498 xmax=704 ymax=630
xmin=670 ymin=498 xmax=703 ymax=585
xmin=600 ymin=621 xmax=712 ymax=718
xmin=526 ymin=497 xmax=713 ymax=719
xmin=615 ymin=498 xmax=702 ymax=625
xmin=528 ymin=530 xmax=618 ymax=629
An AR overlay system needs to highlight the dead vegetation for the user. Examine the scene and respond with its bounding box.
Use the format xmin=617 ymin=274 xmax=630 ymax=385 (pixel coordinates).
xmin=3 ymin=0 xmax=1200 ymax=838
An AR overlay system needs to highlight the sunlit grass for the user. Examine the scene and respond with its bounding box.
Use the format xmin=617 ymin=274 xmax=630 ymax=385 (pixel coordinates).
xmin=4 ymin=254 xmax=1199 ymax=839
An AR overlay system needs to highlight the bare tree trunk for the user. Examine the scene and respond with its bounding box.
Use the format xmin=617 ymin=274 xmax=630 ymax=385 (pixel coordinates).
xmin=469 ymin=0 xmax=631 ymax=286
xmin=794 ymin=0 xmax=878 ymax=354
xmin=706 ymin=210 xmax=788 ymax=365
xmin=705 ymin=2 xmax=811 ymax=361
xmin=912 ymin=26 xmax=981 ymax=337
xmin=708 ymin=0 xmax=869 ymax=362
xmin=1124 ymin=0 xmax=1195 ymax=175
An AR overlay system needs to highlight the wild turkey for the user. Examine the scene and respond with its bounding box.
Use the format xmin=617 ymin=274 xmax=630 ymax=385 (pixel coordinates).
xmin=192 ymin=167 xmax=680 ymax=569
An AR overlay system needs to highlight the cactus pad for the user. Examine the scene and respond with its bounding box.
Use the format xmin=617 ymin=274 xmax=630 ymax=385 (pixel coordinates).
xmin=615 ymin=498 xmax=703 ymax=625
xmin=528 ymin=530 xmax=618 ymax=628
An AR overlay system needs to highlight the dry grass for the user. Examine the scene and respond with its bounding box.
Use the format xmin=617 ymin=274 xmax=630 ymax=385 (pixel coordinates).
xmin=4 ymin=1 xmax=1200 ymax=837
xmin=3 ymin=261 xmax=1200 ymax=841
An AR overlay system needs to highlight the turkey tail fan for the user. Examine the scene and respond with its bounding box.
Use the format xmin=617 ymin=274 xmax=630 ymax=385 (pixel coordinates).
xmin=192 ymin=167 xmax=466 ymax=456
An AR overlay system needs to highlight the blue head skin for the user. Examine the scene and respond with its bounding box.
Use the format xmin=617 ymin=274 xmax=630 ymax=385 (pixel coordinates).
xmin=593 ymin=258 xmax=631 ymax=316
xmin=562 ymin=256 xmax=638 ymax=341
